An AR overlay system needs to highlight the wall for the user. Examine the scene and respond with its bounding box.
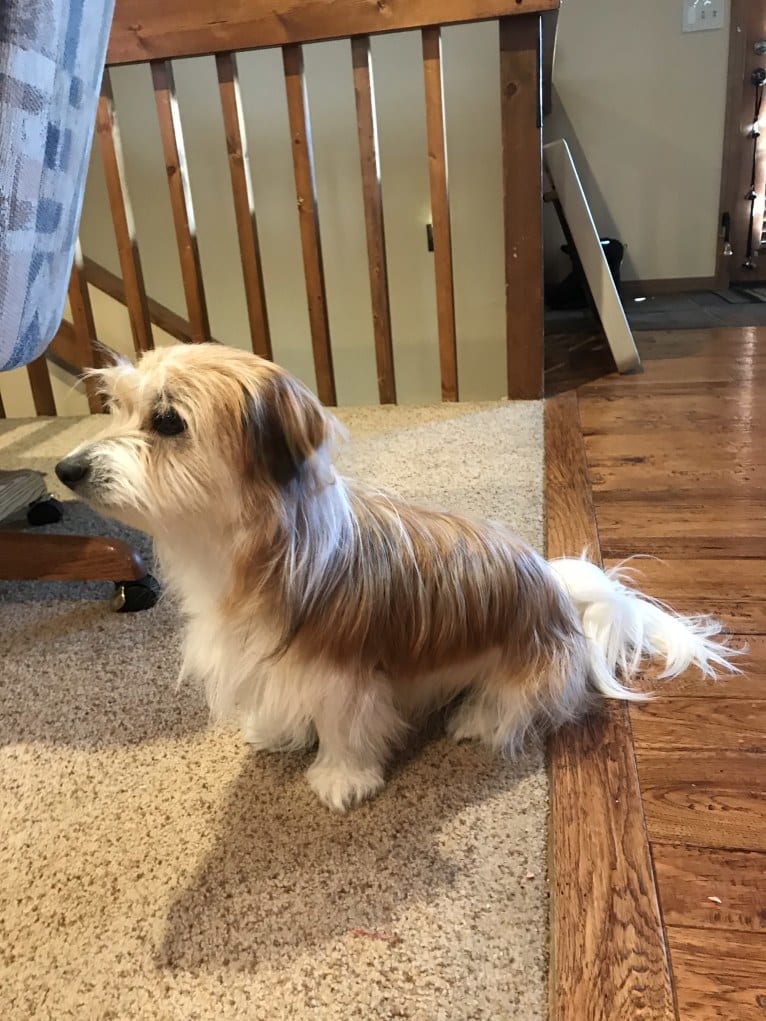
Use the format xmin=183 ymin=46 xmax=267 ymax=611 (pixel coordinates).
xmin=545 ymin=0 xmax=730 ymax=284
xmin=1 ymin=1 xmax=731 ymax=415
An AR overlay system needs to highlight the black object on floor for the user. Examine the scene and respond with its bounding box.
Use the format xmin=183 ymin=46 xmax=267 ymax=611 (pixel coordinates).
xmin=546 ymin=238 xmax=624 ymax=311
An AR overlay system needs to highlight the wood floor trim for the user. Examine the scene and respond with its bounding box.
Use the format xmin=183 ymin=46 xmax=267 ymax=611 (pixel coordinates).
xmin=545 ymin=393 xmax=677 ymax=1021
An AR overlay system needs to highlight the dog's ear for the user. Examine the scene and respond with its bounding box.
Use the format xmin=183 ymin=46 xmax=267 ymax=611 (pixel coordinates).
xmin=243 ymin=371 xmax=326 ymax=486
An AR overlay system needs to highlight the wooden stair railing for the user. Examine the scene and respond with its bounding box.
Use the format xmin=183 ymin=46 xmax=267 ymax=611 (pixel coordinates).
xmin=42 ymin=254 xmax=210 ymax=380
xmin=19 ymin=0 xmax=558 ymax=419
xmin=34 ymin=252 xmax=213 ymax=415
xmin=82 ymin=257 xmax=215 ymax=347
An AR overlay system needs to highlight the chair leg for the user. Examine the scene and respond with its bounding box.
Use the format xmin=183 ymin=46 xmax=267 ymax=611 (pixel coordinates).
xmin=0 ymin=530 xmax=147 ymax=582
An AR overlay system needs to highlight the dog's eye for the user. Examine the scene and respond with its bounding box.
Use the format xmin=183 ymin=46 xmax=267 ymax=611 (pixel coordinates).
xmin=150 ymin=408 xmax=186 ymax=436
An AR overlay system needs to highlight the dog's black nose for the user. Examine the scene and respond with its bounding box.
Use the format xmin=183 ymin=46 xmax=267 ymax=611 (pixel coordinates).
xmin=55 ymin=454 xmax=91 ymax=488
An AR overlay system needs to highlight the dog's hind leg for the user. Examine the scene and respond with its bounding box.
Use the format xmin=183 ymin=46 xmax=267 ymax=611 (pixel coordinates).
xmin=306 ymin=674 xmax=405 ymax=811
xmin=447 ymin=684 xmax=537 ymax=756
xmin=241 ymin=670 xmax=317 ymax=752
xmin=242 ymin=710 xmax=316 ymax=752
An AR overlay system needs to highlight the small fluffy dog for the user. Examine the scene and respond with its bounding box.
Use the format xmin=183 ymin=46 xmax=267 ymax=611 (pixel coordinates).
xmin=56 ymin=344 xmax=735 ymax=810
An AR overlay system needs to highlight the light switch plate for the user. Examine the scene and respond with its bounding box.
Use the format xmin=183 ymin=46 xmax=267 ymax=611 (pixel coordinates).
xmin=683 ymin=0 xmax=725 ymax=33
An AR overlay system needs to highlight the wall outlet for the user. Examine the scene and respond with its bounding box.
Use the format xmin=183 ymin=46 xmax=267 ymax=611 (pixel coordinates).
xmin=683 ymin=0 xmax=725 ymax=33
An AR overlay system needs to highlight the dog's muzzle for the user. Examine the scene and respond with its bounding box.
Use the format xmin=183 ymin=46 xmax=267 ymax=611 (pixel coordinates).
xmin=55 ymin=452 xmax=92 ymax=491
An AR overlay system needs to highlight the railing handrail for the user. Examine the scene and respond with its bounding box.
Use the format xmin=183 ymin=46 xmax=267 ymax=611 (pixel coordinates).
xmin=107 ymin=0 xmax=558 ymax=66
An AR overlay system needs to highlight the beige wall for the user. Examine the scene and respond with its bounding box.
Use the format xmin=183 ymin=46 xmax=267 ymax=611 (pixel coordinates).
xmin=544 ymin=0 xmax=730 ymax=284
xmin=2 ymin=1 xmax=731 ymax=415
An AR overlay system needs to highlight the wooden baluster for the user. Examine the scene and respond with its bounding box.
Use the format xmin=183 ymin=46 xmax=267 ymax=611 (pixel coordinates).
xmin=422 ymin=27 xmax=458 ymax=403
xmin=282 ymin=43 xmax=336 ymax=406
xmin=216 ymin=52 xmax=272 ymax=360
xmin=351 ymin=36 xmax=396 ymax=405
xmin=151 ymin=59 xmax=211 ymax=343
xmin=95 ymin=69 xmax=154 ymax=356
xmin=500 ymin=15 xmax=544 ymax=399
xmin=84 ymin=256 xmax=200 ymax=346
xmin=26 ymin=357 xmax=56 ymax=416
xmin=68 ymin=240 xmax=105 ymax=412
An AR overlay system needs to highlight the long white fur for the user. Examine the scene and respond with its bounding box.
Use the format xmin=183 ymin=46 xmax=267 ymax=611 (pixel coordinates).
xmin=549 ymin=555 xmax=741 ymax=701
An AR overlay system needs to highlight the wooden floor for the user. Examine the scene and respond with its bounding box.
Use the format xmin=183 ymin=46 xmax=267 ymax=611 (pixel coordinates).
xmin=547 ymin=327 xmax=766 ymax=1021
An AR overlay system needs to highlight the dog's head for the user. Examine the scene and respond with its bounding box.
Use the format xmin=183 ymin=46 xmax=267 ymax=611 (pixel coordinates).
xmin=55 ymin=344 xmax=330 ymax=535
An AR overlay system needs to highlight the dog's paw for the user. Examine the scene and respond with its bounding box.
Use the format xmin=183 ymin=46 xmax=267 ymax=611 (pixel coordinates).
xmin=306 ymin=761 xmax=384 ymax=812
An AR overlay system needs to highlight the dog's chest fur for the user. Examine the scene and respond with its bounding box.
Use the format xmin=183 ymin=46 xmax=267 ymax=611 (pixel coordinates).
xmin=157 ymin=537 xmax=278 ymax=716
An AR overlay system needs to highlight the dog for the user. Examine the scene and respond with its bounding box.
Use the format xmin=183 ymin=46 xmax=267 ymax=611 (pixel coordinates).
xmin=55 ymin=344 xmax=736 ymax=811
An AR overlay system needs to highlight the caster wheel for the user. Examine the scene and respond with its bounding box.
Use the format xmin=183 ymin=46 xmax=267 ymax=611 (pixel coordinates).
xmin=27 ymin=497 xmax=63 ymax=526
xmin=112 ymin=574 xmax=160 ymax=613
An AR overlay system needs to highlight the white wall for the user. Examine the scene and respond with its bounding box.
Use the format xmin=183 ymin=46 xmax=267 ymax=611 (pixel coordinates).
xmin=1 ymin=2 xmax=731 ymax=415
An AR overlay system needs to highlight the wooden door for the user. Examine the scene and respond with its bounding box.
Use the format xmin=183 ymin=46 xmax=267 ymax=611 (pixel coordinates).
xmin=720 ymin=1 xmax=766 ymax=285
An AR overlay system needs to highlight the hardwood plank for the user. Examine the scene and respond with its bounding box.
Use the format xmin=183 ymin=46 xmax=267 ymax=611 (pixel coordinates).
xmin=151 ymin=59 xmax=211 ymax=343
xmin=107 ymin=0 xmax=559 ymax=65
xmin=580 ymin=393 xmax=766 ymax=435
xmin=351 ymin=35 xmax=396 ymax=405
xmin=636 ymin=750 xmax=766 ymax=851
xmin=26 ymin=357 xmax=56 ymax=417
xmin=67 ymin=240 xmax=105 ymax=413
xmin=544 ymin=332 xmax=614 ymax=398
xmin=216 ymin=52 xmax=272 ymax=360
xmin=501 ymin=15 xmax=544 ymax=399
xmin=422 ymin=26 xmax=458 ymax=402
xmin=601 ymin=536 xmax=766 ymax=561
xmin=589 ymin=466 xmax=766 ymax=498
xmin=633 ymin=633 xmax=763 ymax=698
xmin=585 ymin=431 xmax=766 ymax=468
xmin=583 ymin=370 xmax=766 ymax=397
xmin=637 ymin=645 xmax=766 ymax=702
xmin=0 ymin=531 xmax=146 ymax=582
xmin=95 ymin=70 xmax=154 ymax=355
xmin=652 ymin=844 xmax=766 ymax=933
xmin=546 ymin=393 xmax=674 ymax=1021
xmin=595 ymin=500 xmax=766 ymax=556
xmin=580 ymin=356 xmax=766 ymax=392
xmin=631 ymin=699 xmax=766 ymax=753
xmin=282 ymin=43 xmax=336 ymax=406
xmin=581 ymin=377 xmax=764 ymax=402
xmin=604 ymin=559 xmax=766 ymax=635
xmin=595 ymin=491 xmax=766 ymax=518
xmin=576 ymin=326 xmax=766 ymax=384
xmin=666 ymin=926 xmax=766 ymax=1021
xmin=546 ymin=393 xmax=598 ymax=558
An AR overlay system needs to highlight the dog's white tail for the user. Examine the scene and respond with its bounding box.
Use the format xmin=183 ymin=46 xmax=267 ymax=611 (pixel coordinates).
xmin=550 ymin=556 xmax=740 ymax=700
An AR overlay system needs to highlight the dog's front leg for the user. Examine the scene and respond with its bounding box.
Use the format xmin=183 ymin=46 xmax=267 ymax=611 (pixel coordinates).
xmin=306 ymin=676 xmax=404 ymax=812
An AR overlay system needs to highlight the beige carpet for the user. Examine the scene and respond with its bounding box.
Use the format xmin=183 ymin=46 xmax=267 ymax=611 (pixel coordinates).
xmin=0 ymin=403 xmax=547 ymax=1021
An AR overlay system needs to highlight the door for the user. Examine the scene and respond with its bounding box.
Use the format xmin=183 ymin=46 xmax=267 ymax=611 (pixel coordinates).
xmin=719 ymin=0 xmax=766 ymax=285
